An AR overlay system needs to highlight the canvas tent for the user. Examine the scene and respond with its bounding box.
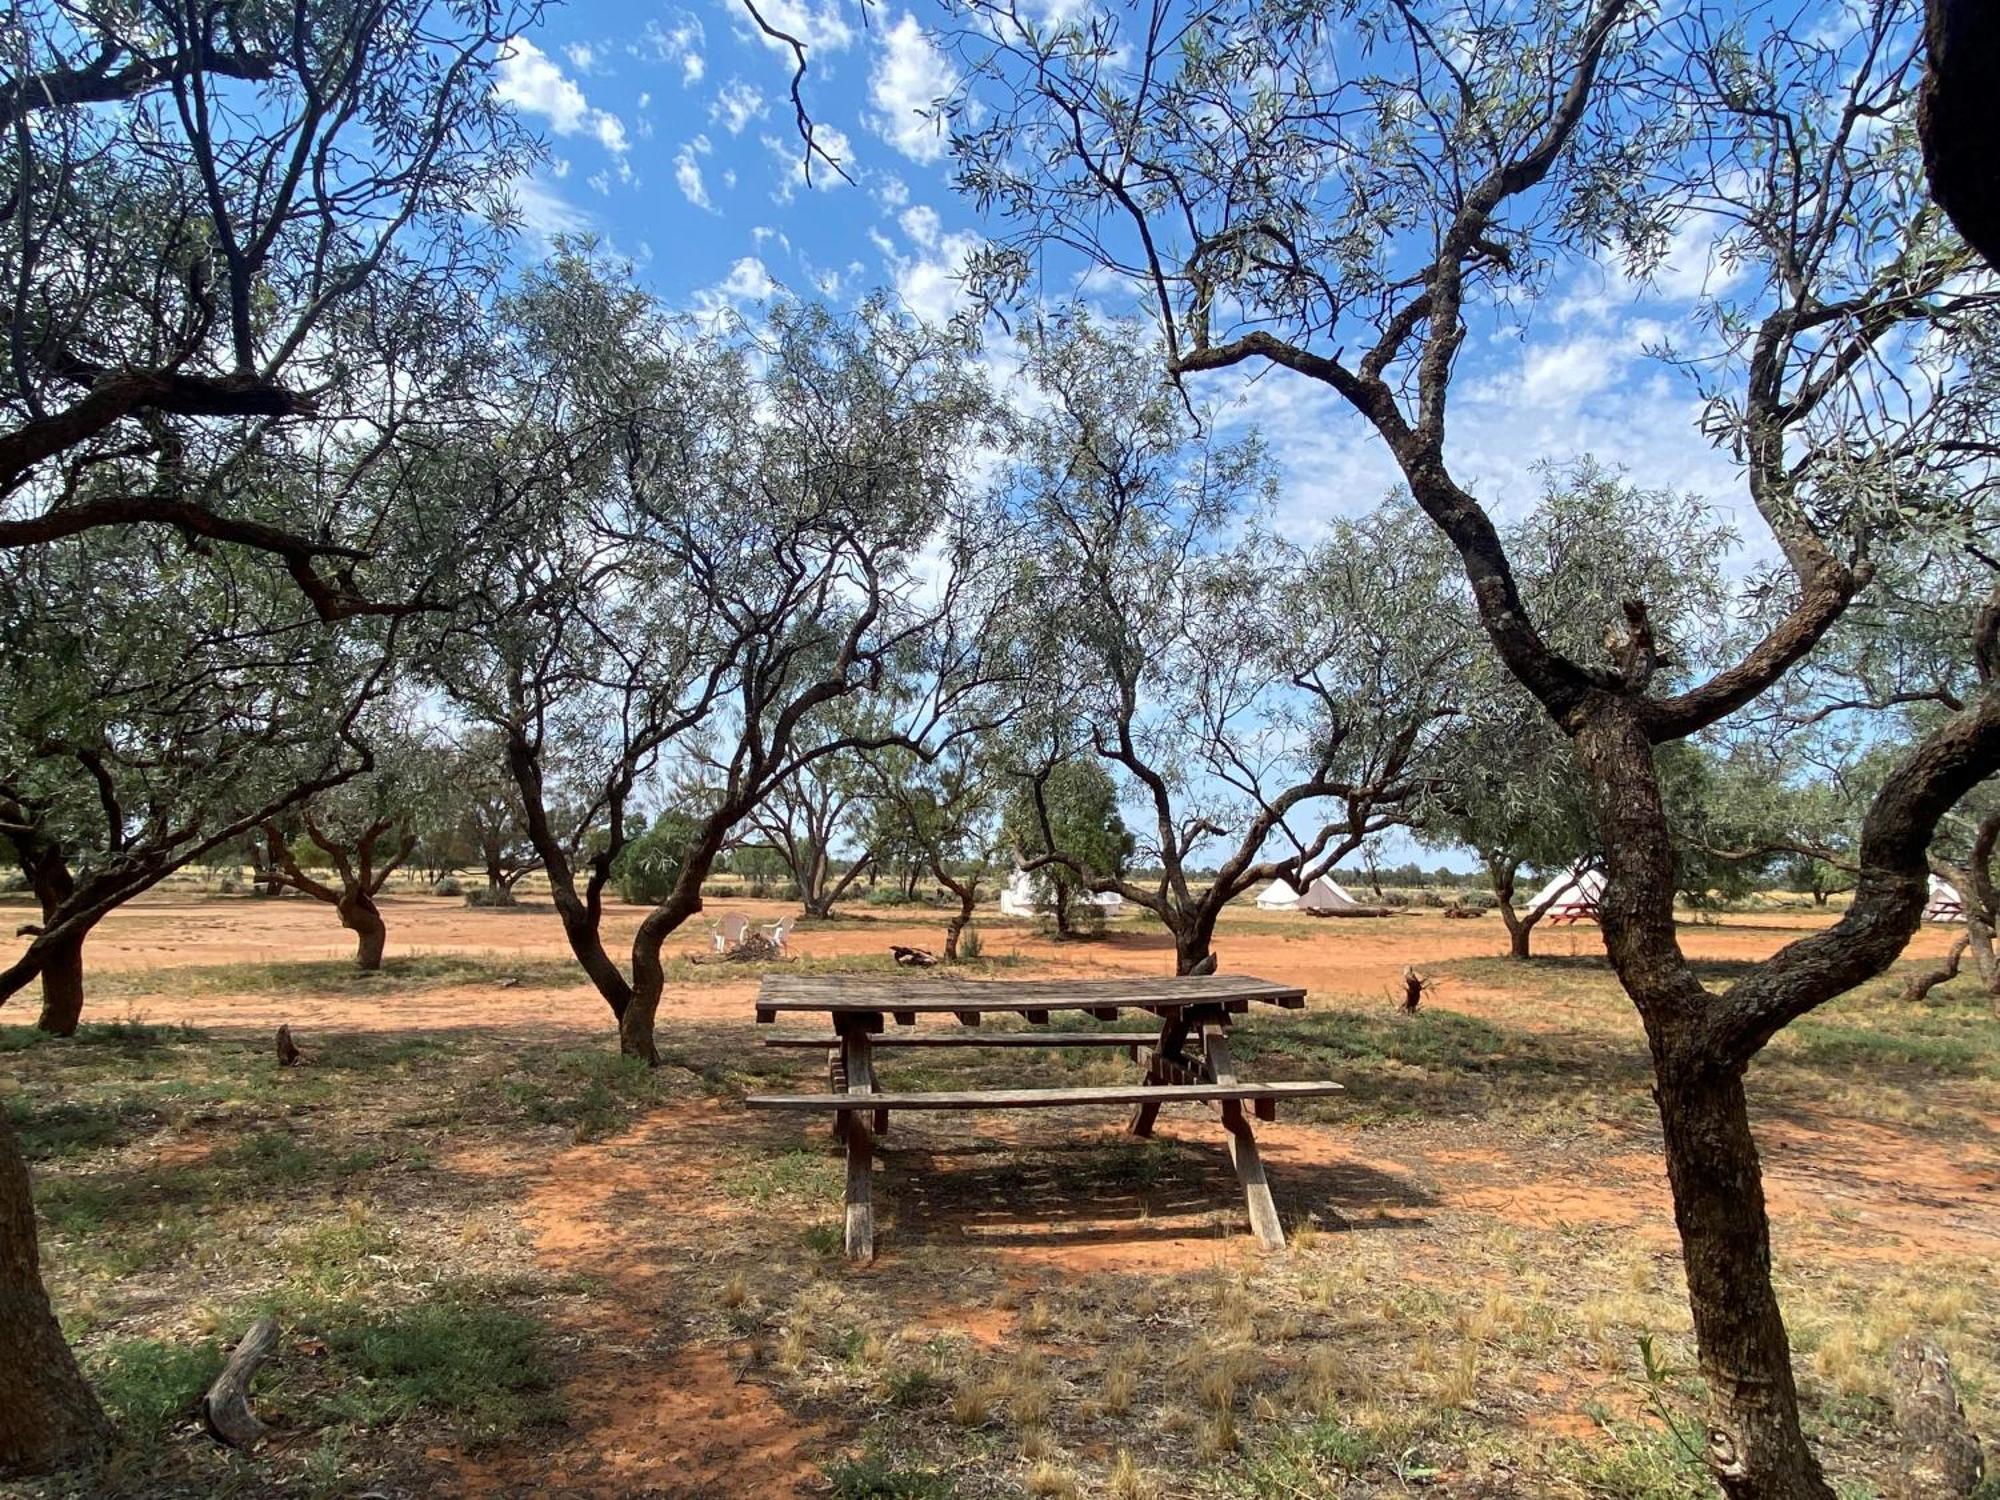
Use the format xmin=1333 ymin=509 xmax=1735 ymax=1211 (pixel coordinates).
xmin=1525 ymin=864 xmax=1606 ymax=925
xmin=999 ymin=868 xmax=1123 ymax=917
xmin=1255 ymin=876 xmax=1367 ymax=913
xmin=1925 ymin=874 xmax=1965 ymax=923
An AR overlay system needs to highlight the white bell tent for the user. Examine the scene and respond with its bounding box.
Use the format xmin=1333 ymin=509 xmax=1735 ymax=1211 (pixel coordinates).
xmin=999 ymin=868 xmax=1124 ymax=917
xmin=1925 ymin=874 xmax=1965 ymax=923
xmin=1524 ymin=864 xmax=1606 ymax=924
xmin=1255 ymin=875 xmax=1365 ymax=913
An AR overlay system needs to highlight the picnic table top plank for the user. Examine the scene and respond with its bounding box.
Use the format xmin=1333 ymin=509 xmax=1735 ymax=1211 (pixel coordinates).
xmin=754 ymin=973 xmax=1307 ymax=1015
xmin=743 ymin=1080 xmax=1345 ymax=1111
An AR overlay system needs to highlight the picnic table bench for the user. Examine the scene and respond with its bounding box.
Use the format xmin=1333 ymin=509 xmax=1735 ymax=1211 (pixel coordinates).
xmin=745 ymin=973 xmax=1342 ymax=1259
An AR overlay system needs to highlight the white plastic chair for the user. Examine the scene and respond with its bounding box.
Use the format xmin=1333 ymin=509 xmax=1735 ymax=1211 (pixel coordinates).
xmin=765 ymin=915 xmax=795 ymax=954
xmin=707 ymin=920 xmax=728 ymax=953
xmin=716 ymin=913 xmax=750 ymax=950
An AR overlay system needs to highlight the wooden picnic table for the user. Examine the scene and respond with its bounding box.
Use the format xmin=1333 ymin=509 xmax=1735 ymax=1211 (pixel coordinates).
xmin=745 ymin=973 xmax=1342 ymax=1259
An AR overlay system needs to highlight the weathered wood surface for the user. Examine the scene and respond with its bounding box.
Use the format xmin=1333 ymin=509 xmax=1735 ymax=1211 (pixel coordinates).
xmin=754 ymin=972 xmax=1307 ymax=1019
xmin=201 ymin=1316 xmax=279 ymax=1449
xmin=1208 ymin=1030 xmax=1285 ymax=1248
xmin=839 ymin=1029 xmax=877 ymax=1260
xmin=763 ymin=1032 xmax=1160 ymax=1050
xmin=744 ymin=1080 xmax=1344 ymax=1112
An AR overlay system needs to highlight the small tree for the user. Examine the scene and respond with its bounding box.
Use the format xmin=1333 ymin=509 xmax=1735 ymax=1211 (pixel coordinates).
xmin=260 ymin=736 xmax=442 ymax=970
xmin=736 ymin=757 xmax=875 ymax=917
xmin=423 ymin=253 xmax=1014 ymax=1062
xmin=1001 ymin=758 xmax=1129 ymax=937
xmin=863 ymin=743 xmax=1007 ymax=958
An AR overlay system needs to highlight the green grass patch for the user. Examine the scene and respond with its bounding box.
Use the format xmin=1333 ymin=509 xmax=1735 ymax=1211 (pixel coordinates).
xmin=320 ymin=1295 xmax=557 ymax=1440
xmin=825 ymin=1448 xmax=956 ymax=1499
xmin=90 ymin=1337 xmax=225 ymax=1434
xmin=721 ymin=1147 xmax=841 ymax=1205
xmin=93 ymin=953 xmax=585 ymax=1001
xmin=497 ymin=1048 xmax=663 ymax=1140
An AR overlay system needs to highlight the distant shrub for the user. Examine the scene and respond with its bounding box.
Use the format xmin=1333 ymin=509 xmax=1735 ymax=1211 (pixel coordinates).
xmin=957 ymin=924 xmax=983 ymax=961
xmin=612 ymin=814 xmax=701 ymax=905
xmin=433 ymin=874 xmax=466 ymax=898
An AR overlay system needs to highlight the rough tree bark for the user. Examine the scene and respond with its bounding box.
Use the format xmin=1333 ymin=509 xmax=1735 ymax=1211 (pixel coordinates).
xmin=1920 ymin=0 xmax=2000 ymax=269
xmin=1487 ymin=855 xmax=1547 ymax=960
xmin=0 ymin=1114 xmax=111 ymax=1477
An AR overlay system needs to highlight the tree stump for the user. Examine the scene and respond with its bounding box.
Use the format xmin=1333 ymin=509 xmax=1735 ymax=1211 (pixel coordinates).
xmin=891 ymin=945 xmax=938 ymax=968
xmin=1400 ymin=967 xmax=1431 ymax=1014
xmin=1892 ymin=1338 xmax=1985 ymax=1498
xmin=201 ymin=1317 xmax=280 ymax=1449
xmin=275 ymin=1025 xmax=303 ymax=1067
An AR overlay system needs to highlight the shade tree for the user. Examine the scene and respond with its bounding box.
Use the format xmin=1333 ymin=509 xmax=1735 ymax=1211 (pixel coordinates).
xmin=1001 ymin=315 xmax=1473 ymax=973
xmin=1001 ymin=755 xmax=1132 ymax=938
xmin=953 ymin=1 xmax=2000 ymax=1491
xmin=422 ymin=253 xmax=1017 ymax=1063
xmin=259 ymin=728 xmax=452 ymax=969
xmin=862 ymin=742 xmax=1010 ymax=957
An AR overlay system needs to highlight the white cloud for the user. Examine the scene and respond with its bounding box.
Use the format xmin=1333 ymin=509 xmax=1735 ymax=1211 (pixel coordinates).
xmin=762 ymin=124 xmax=853 ymax=202
xmin=873 ymin=174 xmax=910 ymax=210
xmin=710 ymin=78 xmax=767 ymax=134
xmin=738 ymin=0 xmax=854 ymax=53
xmin=892 ymin=228 xmax=981 ymax=326
xmin=643 ymin=14 xmax=706 ymax=86
xmin=675 ymin=136 xmax=716 ymax=211
xmin=867 ymin=14 xmax=958 ymax=163
xmin=692 ymin=256 xmax=781 ymax=324
xmin=508 ymin=175 xmax=591 ymax=245
xmin=564 ymin=42 xmax=598 ymax=72
xmin=898 ymin=204 xmax=941 ymax=248
xmin=495 ymin=39 xmax=628 ymax=157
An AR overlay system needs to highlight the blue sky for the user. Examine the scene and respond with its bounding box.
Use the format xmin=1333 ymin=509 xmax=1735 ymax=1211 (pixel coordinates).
xmin=496 ymin=1 xmax=1756 ymax=546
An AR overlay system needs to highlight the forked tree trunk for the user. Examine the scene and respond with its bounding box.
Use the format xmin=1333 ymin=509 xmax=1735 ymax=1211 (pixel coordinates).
xmin=338 ymin=890 xmax=387 ymax=972
xmin=1653 ymin=1054 xmax=1833 ymax=1499
xmin=1489 ymin=860 xmax=1544 ymax=960
xmin=0 ymin=1114 xmax=111 ymax=1477
xmin=1171 ymin=908 xmax=1220 ymax=976
xmin=944 ymin=898 xmax=974 ymax=961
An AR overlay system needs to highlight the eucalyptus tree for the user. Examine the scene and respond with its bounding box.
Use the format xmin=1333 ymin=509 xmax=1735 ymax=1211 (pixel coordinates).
xmin=862 ymin=741 xmax=1009 ymax=957
xmin=451 ymin=731 xmax=543 ymax=905
xmin=953 ymin=1 xmax=2000 ymax=1491
xmin=1003 ymin=316 xmax=1472 ymax=973
xmin=260 ymin=729 xmax=449 ymax=969
xmin=735 ymin=755 xmax=876 ymax=917
xmin=425 ymin=253 xmax=1015 ymax=1063
xmin=0 ymin=530 xmax=389 ymax=1030
xmin=0 ymin=0 xmax=533 ymax=608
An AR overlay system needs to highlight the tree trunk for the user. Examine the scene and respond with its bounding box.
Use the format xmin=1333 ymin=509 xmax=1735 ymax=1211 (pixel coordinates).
xmin=33 ymin=930 xmax=85 ymax=1037
xmin=1052 ymin=879 xmax=1074 ymax=938
xmin=944 ymin=896 xmax=974 ymax=961
xmin=1489 ymin=859 xmax=1541 ymax=959
xmin=1653 ymin=1055 xmax=1834 ymax=1500
xmin=1573 ymin=703 xmax=1833 ymax=1500
xmin=338 ymin=889 xmax=387 ymax=971
xmin=618 ymin=981 xmax=661 ymax=1065
xmin=0 ymin=1113 xmax=112 ymax=1477
xmin=28 ymin=853 xmax=85 ymax=1035
xmin=1172 ymin=910 xmax=1219 ymax=975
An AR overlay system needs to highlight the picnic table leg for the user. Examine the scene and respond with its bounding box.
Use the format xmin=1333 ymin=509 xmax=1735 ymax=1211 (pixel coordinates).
xmin=1129 ymin=1011 xmax=1189 ymax=1138
xmin=1204 ymin=1027 xmax=1285 ymax=1249
xmin=837 ymin=1023 xmax=878 ymax=1261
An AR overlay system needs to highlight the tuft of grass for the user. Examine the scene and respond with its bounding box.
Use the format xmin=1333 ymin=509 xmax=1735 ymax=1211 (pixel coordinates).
xmin=1107 ymin=1449 xmax=1157 ymax=1500
xmin=825 ymin=1448 xmax=956 ymax=1500
xmin=721 ymin=1148 xmax=841 ymax=1205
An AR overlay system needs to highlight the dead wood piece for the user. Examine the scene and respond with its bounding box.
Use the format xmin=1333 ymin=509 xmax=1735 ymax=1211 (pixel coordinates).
xmin=14 ymin=921 xmax=43 ymax=937
xmin=1400 ymin=967 xmax=1434 ymax=1015
xmin=202 ymin=1316 xmax=280 ymax=1449
xmin=1306 ymin=905 xmax=1395 ymax=918
xmin=890 ymin=944 xmax=939 ymax=967
xmin=275 ymin=1024 xmax=304 ymax=1067
xmin=1186 ymin=952 xmax=1219 ymax=975
xmin=1442 ymin=903 xmax=1486 ymax=919
xmin=1892 ymin=1338 xmax=1985 ymax=1499
xmin=724 ymin=933 xmax=780 ymax=962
